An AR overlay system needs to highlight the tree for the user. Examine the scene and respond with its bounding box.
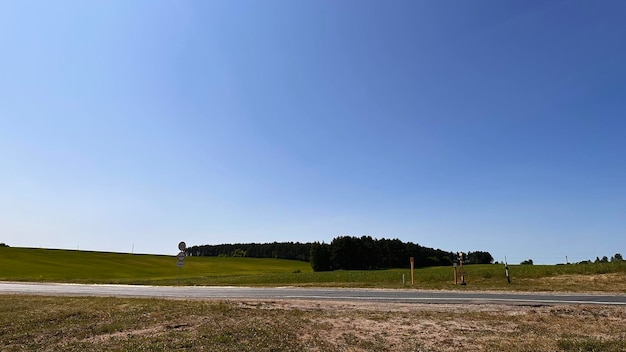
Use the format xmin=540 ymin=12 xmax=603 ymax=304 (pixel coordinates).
xmin=0 ymin=243 xmax=8 ymax=247
xmin=466 ymin=251 xmax=494 ymax=264
xmin=330 ymin=236 xmax=358 ymax=270
xmin=310 ymin=242 xmax=331 ymax=272
xmin=520 ymin=259 xmax=534 ymax=265
xmin=611 ymin=253 xmax=623 ymax=262
xmin=601 ymin=256 xmax=609 ymax=263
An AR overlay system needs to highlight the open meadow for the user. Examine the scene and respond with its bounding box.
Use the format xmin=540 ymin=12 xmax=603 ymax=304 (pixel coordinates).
xmin=1 ymin=247 xmax=625 ymax=292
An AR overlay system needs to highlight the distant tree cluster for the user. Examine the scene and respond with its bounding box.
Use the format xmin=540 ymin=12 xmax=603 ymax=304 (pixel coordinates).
xmin=188 ymin=236 xmax=495 ymax=272
xmin=310 ymin=236 xmax=494 ymax=272
xmin=528 ymin=253 xmax=624 ymax=265
xmin=0 ymin=243 xmax=8 ymax=247
xmin=593 ymin=253 xmax=623 ymax=263
xmin=576 ymin=254 xmax=623 ymax=265
xmin=464 ymin=251 xmax=495 ymax=265
xmin=186 ymin=242 xmax=311 ymax=262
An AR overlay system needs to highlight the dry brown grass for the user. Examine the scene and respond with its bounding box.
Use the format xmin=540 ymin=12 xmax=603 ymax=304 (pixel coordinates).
xmin=512 ymin=273 xmax=626 ymax=293
xmin=1 ymin=295 xmax=625 ymax=351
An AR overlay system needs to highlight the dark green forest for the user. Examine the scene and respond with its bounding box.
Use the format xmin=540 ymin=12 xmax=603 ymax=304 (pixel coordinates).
xmin=187 ymin=236 xmax=493 ymax=272
xmin=187 ymin=242 xmax=311 ymax=262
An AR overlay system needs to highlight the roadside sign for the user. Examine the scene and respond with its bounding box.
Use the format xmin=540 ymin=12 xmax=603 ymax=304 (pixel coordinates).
xmin=177 ymin=241 xmax=186 ymax=285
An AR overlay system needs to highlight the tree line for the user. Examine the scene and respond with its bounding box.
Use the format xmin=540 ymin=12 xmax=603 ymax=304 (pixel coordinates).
xmin=186 ymin=242 xmax=311 ymax=262
xmin=310 ymin=236 xmax=493 ymax=271
xmin=187 ymin=236 xmax=494 ymax=272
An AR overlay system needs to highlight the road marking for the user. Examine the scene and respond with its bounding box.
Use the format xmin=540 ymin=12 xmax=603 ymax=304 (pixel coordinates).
xmin=2 ymin=283 xmax=625 ymax=306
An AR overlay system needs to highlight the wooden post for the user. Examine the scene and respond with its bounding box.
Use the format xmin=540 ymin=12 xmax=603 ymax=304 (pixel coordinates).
xmin=454 ymin=262 xmax=458 ymax=285
xmin=410 ymin=257 xmax=415 ymax=286
xmin=459 ymin=252 xmax=466 ymax=286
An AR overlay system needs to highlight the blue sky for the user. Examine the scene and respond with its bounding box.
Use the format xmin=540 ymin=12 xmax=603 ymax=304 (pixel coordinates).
xmin=1 ymin=1 xmax=624 ymax=264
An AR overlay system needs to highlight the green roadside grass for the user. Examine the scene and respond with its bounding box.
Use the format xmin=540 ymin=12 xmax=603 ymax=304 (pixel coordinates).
xmin=1 ymin=247 xmax=625 ymax=292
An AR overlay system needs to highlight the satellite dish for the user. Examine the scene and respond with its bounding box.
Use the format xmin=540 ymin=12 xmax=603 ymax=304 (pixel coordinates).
xmin=178 ymin=241 xmax=187 ymax=251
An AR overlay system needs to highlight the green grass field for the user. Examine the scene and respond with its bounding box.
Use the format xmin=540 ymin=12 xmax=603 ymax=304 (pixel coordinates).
xmin=1 ymin=247 xmax=625 ymax=292
xmin=0 ymin=247 xmax=312 ymax=285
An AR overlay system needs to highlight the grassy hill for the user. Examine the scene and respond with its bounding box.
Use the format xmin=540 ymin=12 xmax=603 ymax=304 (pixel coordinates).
xmin=0 ymin=247 xmax=312 ymax=285
xmin=1 ymin=246 xmax=625 ymax=291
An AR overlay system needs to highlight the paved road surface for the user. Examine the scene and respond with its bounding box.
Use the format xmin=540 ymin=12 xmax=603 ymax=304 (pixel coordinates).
xmin=1 ymin=282 xmax=625 ymax=306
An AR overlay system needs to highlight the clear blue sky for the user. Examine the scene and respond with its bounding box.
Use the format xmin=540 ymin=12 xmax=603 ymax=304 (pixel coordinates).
xmin=1 ymin=1 xmax=625 ymax=264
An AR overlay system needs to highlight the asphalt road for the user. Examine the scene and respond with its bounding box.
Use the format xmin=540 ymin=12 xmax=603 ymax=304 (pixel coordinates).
xmin=1 ymin=282 xmax=625 ymax=306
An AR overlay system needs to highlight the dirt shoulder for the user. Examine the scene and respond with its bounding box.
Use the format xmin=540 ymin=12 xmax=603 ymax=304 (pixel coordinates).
xmin=232 ymin=298 xmax=626 ymax=351
xmin=2 ymin=294 xmax=626 ymax=351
